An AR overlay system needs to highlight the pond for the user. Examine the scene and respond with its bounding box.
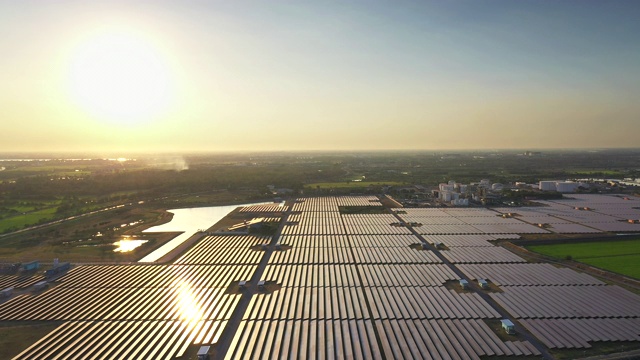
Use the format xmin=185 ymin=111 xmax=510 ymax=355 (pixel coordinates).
xmin=138 ymin=202 xmax=272 ymax=262
xmin=113 ymin=239 xmax=148 ymax=252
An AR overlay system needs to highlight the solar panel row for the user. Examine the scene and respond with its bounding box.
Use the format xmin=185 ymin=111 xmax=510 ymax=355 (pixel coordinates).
xmin=520 ymin=318 xmax=640 ymax=349
xmin=457 ymin=263 xmax=605 ymax=286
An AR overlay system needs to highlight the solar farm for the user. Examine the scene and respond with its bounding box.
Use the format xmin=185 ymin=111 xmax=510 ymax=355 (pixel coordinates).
xmin=1 ymin=194 xmax=639 ymax=359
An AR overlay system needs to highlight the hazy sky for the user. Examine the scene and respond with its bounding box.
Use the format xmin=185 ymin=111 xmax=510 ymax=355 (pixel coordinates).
xmin=1 ymin=1 xmax=639 ymax=153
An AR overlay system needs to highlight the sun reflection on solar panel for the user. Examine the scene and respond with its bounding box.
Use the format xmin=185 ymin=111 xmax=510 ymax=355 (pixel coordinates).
xmin=174 ymin=280 xmax=204 ymax=327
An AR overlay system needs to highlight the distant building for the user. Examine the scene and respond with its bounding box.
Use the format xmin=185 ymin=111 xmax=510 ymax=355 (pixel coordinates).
xmin=437 ymin=180 xmax=469 ymax=206
xmin=523 ymin=151 xmax=542 ymax=156
xmin=539 ymin=181 xmax=557 ymax=191
xmin=439 ymin=183 xmax=454 ymax=192
xmin=451 ymin=198 xmax=469 ymax=206
xmin=556 ymin=182 xmax=580 ymax=193
xmin=539 ymin=180 xmax=584 ymax=193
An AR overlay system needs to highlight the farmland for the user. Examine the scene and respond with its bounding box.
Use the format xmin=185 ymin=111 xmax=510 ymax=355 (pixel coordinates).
xmin=0 ymin=207 xmax=59 ymax=233
xmin=0 ymin=206 xmax=174 ymax=263
xmin=528 ymin=238 xmax=640 ymax=279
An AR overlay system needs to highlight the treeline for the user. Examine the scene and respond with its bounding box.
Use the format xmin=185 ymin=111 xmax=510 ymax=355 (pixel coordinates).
xmin=0 ymin=165 xmax=310 ymax=199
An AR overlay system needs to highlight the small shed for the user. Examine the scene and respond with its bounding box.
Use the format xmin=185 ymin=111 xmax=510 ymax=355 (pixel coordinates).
xmin=478 ymin=279 xmax=489 ymax=289
xmin=0 ymin=287 xmax=14 ymax=298
xmin=501 ymin=319 xmax=515 ymax=334
xmin=33 ymin=281 xmax=48 ymax=291
xmin=459 ymin=279 xmax=469 ymax=290
xmin=197 ymin=345 xmax=210 ymax=360
xmin=23 ymin=261 xmax=40 ymax=271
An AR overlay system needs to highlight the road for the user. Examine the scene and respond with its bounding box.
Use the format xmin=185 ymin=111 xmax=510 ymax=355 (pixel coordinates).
xmin=213 ymin=203 xmax=294 ymax=358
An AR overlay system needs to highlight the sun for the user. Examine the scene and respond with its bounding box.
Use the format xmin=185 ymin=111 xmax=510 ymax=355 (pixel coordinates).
xmin=66 ymin=29 xmax=175 ymax=126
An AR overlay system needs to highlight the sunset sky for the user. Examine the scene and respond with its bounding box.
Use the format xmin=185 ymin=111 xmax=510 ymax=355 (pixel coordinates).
xmin=1 ymin=1 xmax=639 ymax=153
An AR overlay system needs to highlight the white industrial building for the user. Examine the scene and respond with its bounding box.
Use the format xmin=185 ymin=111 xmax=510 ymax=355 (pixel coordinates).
xmin=556 ymin=182 xmax=580 ymax=193
xmin=539 ymin=181 xmax=557 ymax=191
xmin=539 ymin=181 xmax=584 ymax=193
xmin=439 ymin=180 xmax=468 ymax=206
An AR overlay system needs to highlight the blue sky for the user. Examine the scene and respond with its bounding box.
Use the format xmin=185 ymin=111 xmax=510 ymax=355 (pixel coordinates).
xmin=0 ymin=1 xmax=639 ymax=152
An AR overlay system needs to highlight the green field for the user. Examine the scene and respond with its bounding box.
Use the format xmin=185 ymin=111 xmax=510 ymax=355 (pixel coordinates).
xmin=528 ymin=239 xmax=640 ymax=279
xmin=0 ymin=207 xmax=59 ymax=233
xmin=305 ymin=181 xmax=406 ymax=189
xmin=0 ymin=191 xmax=143 ymax=234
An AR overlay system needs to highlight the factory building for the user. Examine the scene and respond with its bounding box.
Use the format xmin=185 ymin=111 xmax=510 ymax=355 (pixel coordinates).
xmin=539 ymin=180 xmax=584 ymax=193
xmin=556 ymin=182 xmax=580 ymax=193
xmin=539 ymin=181 xmax=557 ymax=191
xmin=438 ymin=180 xmax=469 ymax=206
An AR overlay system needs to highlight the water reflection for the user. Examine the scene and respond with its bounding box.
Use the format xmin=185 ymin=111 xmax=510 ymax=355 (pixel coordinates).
xmin=139 ymin=202 xmax=271 ymax=262
xmin=113 ymin=239 xmax=148 ymax=252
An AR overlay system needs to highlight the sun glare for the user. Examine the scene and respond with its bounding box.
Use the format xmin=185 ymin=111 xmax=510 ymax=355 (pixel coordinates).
xmin=66 ymin=29 xmax=174 ymax=126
